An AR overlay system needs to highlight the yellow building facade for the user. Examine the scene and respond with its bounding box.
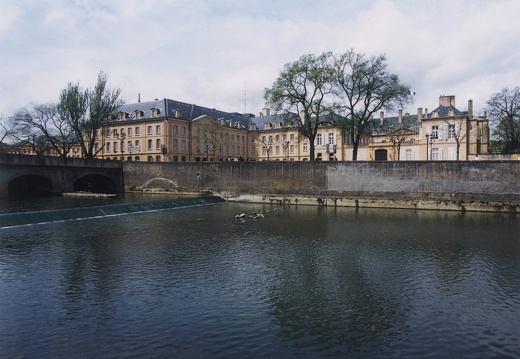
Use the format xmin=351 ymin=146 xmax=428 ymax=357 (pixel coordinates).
xmin=88 ymin=95 xmax=489 ymax=162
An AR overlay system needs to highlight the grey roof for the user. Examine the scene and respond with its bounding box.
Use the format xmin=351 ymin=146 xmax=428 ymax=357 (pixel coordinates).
xmin=116 ymin=98 xmax=254 ymax=128
xmin=426 ymin=105 xmax=466 ymax=118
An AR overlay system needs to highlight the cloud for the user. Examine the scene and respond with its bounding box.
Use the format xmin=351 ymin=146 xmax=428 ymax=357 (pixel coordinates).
xmin=1 ymin=0 xmax=519 ymax=118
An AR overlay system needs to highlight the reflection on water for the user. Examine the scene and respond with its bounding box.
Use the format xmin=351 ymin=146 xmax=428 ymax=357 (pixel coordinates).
xmin=0 ymin=202 xmax=519 ymax=358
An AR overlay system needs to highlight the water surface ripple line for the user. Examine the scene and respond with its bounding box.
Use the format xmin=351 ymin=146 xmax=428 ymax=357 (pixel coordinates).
xmin=0 ymin=196 xmax=225 ymax=229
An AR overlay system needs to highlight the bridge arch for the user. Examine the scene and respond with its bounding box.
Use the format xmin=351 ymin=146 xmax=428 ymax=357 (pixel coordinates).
xmin=74 ymin=173 xmax=118 ymax=193
xmin=8 ymin=174 xmax=55 ymax=198
xmin=142 ymin=177 xmax=178 ymax=191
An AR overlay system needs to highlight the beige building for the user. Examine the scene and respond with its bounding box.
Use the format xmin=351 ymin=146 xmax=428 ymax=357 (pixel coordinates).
xmin=87 ymin=95 xmax=489 ymax=162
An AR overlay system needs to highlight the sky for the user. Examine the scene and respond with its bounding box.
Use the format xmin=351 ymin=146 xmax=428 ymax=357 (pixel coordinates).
xmin=1 ymin=0 xmax=519 ymax=119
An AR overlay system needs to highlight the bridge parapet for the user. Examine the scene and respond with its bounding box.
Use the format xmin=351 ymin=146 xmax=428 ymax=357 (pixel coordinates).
xmin=0 ymin=153 xmax=124 ymax=198
xmin=0 ymin=153 xmax=122 ymax=169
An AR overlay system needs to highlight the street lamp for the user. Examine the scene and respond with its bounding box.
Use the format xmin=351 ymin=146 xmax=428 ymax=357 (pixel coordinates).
xmin=425 ymin=133 xmax=434 ymax=161
xmin=119 ymin=130 xmax=126 ymax=161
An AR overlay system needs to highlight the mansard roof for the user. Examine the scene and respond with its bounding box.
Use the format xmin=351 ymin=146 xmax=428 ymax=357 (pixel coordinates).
xmin=116 ymin=98 xmax=254 ymax=125
xmin=426 ymin=105 xmax=466 ymax=118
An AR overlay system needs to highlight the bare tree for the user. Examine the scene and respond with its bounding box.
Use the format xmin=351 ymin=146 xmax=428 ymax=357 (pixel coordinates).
xmin=333 ymin=50 xmax=412 ymax=160
xmin=254 ymin=131 xmax=273 ymax=160
xmin=12 ymin=104 xmax=77 ymax=158
xmin=486 ymin=87 xmax=520 ymax=154
xmin=0 ymin=115 xmax=17 ymax=151
xmin=193 ymin=122 xmax=223 ymax=160
xmin=442 ymin=117 xmax=469 ymax=160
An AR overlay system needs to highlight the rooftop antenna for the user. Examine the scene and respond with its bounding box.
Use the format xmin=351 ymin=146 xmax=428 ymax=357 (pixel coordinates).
xmin=244 ymin=81 xmax=247 ymax=113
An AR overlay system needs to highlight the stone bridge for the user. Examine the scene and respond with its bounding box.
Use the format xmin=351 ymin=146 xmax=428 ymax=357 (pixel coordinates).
xmin=0 ymin=153 xmax=124 ymax=199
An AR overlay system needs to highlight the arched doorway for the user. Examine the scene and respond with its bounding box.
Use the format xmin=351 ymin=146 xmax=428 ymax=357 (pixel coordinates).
xmin=375 ymin=149 xmax=388 ymax=161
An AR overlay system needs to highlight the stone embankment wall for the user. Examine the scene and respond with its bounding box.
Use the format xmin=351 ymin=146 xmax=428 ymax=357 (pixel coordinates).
xmin=123 ymin=161 xmax=520 ymax=212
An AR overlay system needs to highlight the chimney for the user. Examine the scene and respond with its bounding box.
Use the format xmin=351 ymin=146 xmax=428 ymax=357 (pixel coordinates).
xmin=425 ymin=108 xmax=428 ymax=118
xmin=262 ymin=108 xmax=271 ymax=116
xmin=398 ymin=109 xmax=403 ymax=123
xmin=138 ymin=93 xmax=141 ymax=103
xmin=418 ymin=108 xmax=422 ymax=120
xmin=468 ymin=99 xmax=473 ymax=119
xmin=439 ymin=95 xmax=455 ymax=107
xmin=380 ymin=111 xmax=384 ymax=125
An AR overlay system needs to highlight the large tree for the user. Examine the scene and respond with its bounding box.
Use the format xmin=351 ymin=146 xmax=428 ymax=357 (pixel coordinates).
xmin=333 ymin=49 xmax=412 ymax=160
xmin=59 ymin=71 xmax=123 ymax=159
xmin=264 ymin=53 xmax=335 ymax=161
xmin=12 ymin=103 xmax=77 ymax=158
xmin=486 ymin=87 xmax=520 ymax=154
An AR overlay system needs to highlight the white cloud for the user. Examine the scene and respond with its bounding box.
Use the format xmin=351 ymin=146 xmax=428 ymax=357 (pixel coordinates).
xmin=1 ymin=0 xmax=519 ymax=118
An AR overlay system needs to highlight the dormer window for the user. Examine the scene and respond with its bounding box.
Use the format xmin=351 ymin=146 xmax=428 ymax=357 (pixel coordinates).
xmin=175 ymin=109 xmax=182 ymax=118
xmin=134 ymin=110 xmax=144 ymax=119
xmin=249 ymin=123 xmax=257 ymax=130
xmin=119 ymin=112 xmax=129 ymax=121
xmin=274 ymin=121 xmax=281 ymax=129
xmin=285 ymin=120 xmax=293 ymax=127
xmin=151 ymin=108 xmax=161 ymax=117
xmin=264 ymin=123 xmax=272 ymax=130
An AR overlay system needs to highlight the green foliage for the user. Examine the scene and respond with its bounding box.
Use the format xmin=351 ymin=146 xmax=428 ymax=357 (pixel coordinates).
xmin=264 ymin=52 xmax=335 ymax=160
xmin=264 ymin=50 xmax=412 ymax=161
xmin=58 ymin=71 xmax=124 ymax=159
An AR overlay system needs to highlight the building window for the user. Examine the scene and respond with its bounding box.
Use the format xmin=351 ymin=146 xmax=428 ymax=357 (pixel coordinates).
xmin=156 ymin=155 xmax=161 ymax=162
xmin=148 ymin=126 xmax=152 ymax=135
xmin=448 ymin=124 xmax=456 ymax=139
xmin=135 ymin=140 xmax=140 ymax=149
xmin=275 ymin=135 xmax=280 ymax=142
xmin=127 ymin=128 xmax=133 ymax=136
xmin=290 ymin=145 xmax=295 ymax=154
xmin=290 ymin=134 xmax=295 ymax=141
xmin=251 ymin=147 xmax=255 ymax=155
xmin=181 ymin=140 xmax=186 ymax=151
xmin=135 ymin=156 xmax=140 ymax=161
xmin=181 ymin=127 xmax=186 ymax=136
xmin=173 ymin=156 xmax=178 ymax=162
xmin=328 ymin=133 xmax=335 ymax=145
xmin=303 ymin=142 xmax=308 ymax=151
xmin=173 ymin=139 xmax=178 ymax=150
xmin=448 ymin=147 xmax=456 ymax=160
xmin=113 ymin=142 xmax=118 ymax=153
xmin=173 ymin=125 xmax=178 ymax=134
xmin=316 ymin=134 xmax=323 ymax=146
xmin=431 ymin=126 xmax=439 ymax=139
xmin=275 ymin=146 xmax=280 ymax=155
xmin=405 ymin=149 xmax=413 ymax=160
xmin=148 ymin=139 xmax=152 ymax=151
xmin=432 ymin=148 xmax=440 ymax=160
xmin=135 ymin=127 xmax=140 ymax=135
xmin=156 ymin=139 xmax=161 ymax=149
xmin=113 ymin=129 xmax=118 ymax=137
xmin=156 ymin=125 xmax=161 ymax=135
xmin=106 ymin=143 xmax=111 ymax=153
xmin=147 ymin=156 xmax=153 ymax=162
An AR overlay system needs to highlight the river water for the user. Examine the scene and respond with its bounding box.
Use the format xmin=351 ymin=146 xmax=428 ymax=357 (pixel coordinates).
xmin=0 ymin=196 xmax=519 ymax=358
